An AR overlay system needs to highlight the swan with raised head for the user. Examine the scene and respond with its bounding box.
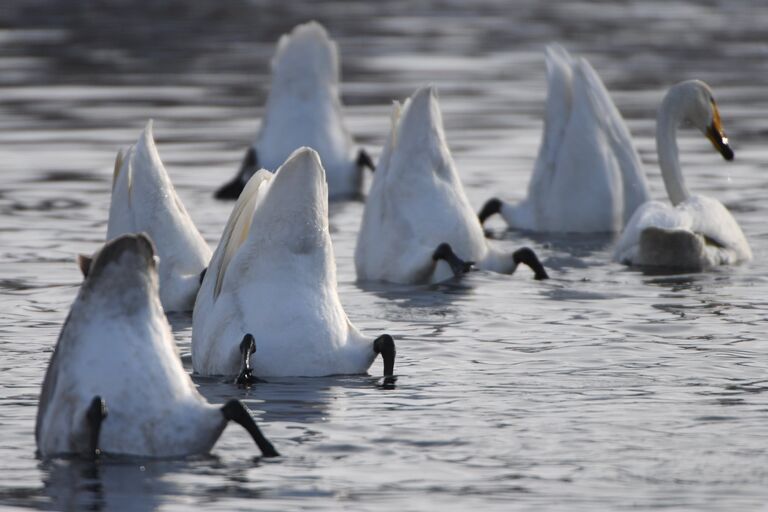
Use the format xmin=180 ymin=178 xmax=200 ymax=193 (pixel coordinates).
xmin=195 ymin=147 xmax=395 ymax=380
xmin=355 ymin=86 xmax=549 ymax=285
xmin=80 ymin=121 xmax=211 ymax=313
xmin=478 ymin=44 xmax=650 ymax=233
xmin=613 ymin=80 xmax=751 ymax=271
xmin=215 ymin=21 xmax=373 ymax=200
xmin=37 ymin=234 xmax=278 ymax=459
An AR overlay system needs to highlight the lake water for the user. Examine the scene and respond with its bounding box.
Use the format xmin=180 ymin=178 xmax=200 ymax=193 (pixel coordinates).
xmin=1 ymin=1 xmax=768 ymax=510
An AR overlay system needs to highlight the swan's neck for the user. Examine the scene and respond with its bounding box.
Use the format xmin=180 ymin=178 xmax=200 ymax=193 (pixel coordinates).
xmin=656 ymin=97 xmax=690 ymax=206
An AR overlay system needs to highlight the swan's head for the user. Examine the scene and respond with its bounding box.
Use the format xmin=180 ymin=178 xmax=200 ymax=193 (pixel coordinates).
xmin=666 ymin=80 xmax=733 ymax=161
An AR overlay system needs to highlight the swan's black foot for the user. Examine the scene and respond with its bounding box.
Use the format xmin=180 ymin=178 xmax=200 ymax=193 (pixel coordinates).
xmin=86 ymin=396 xmax=107 ymax=458
xmin=215 ymin=147 xmax=258 ymax=200
xmin=512 ymin=247 xmax=549 ymax=280
xmin=357 ymin=148 xmax=376 ymax=171
xmin=235 ymin=334 xmax=265 ymax=386
xmin=478 ymin=198 xmax=503 ymax=225
xmin=432 ymin=243 xmax=474 ymax=277
xmin=221 ymin=400 xmax=279 ymax=457
xmin=372 ymin=334 xmax=396 ymax=376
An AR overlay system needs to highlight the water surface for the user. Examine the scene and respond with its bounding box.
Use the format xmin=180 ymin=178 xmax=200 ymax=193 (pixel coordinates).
xmin=1 ymin=1 xmax=767 ymax=510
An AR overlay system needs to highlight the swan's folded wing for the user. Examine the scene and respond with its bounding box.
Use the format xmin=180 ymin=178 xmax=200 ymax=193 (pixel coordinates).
xmin=530 ymin=44 xmax=575 ymax=187
xmin=684 ymin=195 xmax=752 ymax=261
xmin=205 ymin=170 xmax=272 ymax=301
xmin=575 ymin=57 xmax=650 ymax=219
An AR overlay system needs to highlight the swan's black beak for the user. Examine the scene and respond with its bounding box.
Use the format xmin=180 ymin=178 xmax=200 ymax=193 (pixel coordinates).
xmin=705 ymin=105 xmax=734 ymax=161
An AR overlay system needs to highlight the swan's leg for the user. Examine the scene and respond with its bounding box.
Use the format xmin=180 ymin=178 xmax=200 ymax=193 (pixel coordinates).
xmin=356 ymin=149 xmax=376 ymax=172
xmin=235 ymin=334 xmax=265 ymax=386
xmin=512 ymin=247 xmax=549 ymax=280
xmin=372 ymin=334 xmax=396 ymax=376
xmin=478 ymin=198 xmax=502 ymax=225
xmin=85 ymin=396 xmax=107 ymax=458
xmin=432 ymin=243 xmax=474 ymax=277
xmin=221 ymin=400 xmax=279 ymax=457
xmin=215 ymin=147 xmax=259 ymax=200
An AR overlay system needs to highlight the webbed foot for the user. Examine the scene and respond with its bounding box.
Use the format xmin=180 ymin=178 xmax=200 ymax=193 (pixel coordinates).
xmin=357 ymin=148 xmax=376 ymax=172
xmin=215 ymin=147 xmax=258 ymax=200
xmin=512 ymin=247 xmax=549 ymax=280
xmin=86 ymin=396 xmax=107 ymax=458
xmin=433 ymin=243 xmax=474 ymax=277
xmin=235 ymin=334 xmax=265 ymax=386
xmin=372 ymin=334 xmax=396 ymax=377
xmin=478 ymin=198 xmax=502 ymax=225
xmin=221 ymin=400 xmax=279 ymax=457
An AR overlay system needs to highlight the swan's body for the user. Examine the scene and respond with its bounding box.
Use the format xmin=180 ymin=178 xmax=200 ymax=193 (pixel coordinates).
xmin=614 ymin=80 xmax=751 ymax=270
xmin=355 ymin=86 xmax=548 ymax=285
xmin=480 ymin=45 xmax=650 ymax=233
xmin=36 ymin=234 xmax=276 ymax=459
xmin=104 ymin=121 xmax=211 ymax=312
xmin=215 ymin=22 xmax=372 ymax=200
xmin=194 ymin=148 xmax=393 ymax=378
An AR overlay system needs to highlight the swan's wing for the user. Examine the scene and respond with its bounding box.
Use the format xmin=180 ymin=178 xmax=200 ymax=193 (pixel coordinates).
xmin=107 ymin=121 xmax=211 ymax=271
xmin=207 ymin=170 xmax=272 ymax=301
xmin=528 ymin=44 xmax=575 ymax=194
xmin=684 ymin=195 xmax=752 ymax=261
xmin=574 ymin=58 xmax=650 ymax=220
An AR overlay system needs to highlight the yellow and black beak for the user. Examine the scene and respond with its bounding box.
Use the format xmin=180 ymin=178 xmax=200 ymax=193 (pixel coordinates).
xmin=705 ymin=102 xmax=734 ymax=161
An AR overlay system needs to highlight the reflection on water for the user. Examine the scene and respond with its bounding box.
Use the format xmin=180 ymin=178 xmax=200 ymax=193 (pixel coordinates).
xmin=2 ymin=0 xmax=768 ymax=510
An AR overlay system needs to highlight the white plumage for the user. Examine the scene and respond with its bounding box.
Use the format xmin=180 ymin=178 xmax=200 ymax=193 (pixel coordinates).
xmin=216 ymin=21 xmax=369 ymax=200
xmin=480 ymin=44 xmax=650 ymax=233
xmin=614 ymin=80 xmax=751 ymax=270
xmin=355 ymin=86 xmax=548 ymax=284
xmin=195 ymin=147 xmax=392 ymax=378
xmin=105 ymin=121 xmax=211 ymax=312
xmin=36 ymin=234 xmax=276 ymax=458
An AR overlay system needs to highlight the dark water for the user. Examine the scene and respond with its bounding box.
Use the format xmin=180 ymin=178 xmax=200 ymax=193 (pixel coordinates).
xmin=1 ymin=1 xmax=768 ymax=510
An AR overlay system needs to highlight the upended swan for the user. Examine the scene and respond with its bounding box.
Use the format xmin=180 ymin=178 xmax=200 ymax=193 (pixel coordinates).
xmin=478 ymin=44 xmax=650 ymax=233
xmin=355 ymin=86 xmax=549 ymax=285
xmin=37 ymin=234 xmax=277 ymax=459
xmin=613 ymin=80 xmax=751 ymax=271
xmin=215 ymin=21 xmax=373 ymax=200
xmin=80 ymin=121 xmax=211 ymax=312
xmin=194 ymin=147 xmax=395 ymax=380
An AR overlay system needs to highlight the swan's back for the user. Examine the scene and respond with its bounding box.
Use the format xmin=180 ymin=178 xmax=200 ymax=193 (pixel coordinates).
xmin=614 ymin=196 xmax=752 ymax=269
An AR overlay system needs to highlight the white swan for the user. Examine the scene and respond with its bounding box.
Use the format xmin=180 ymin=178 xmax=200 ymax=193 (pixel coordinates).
xmin=84 ymin=121 xmax=211 ymax=313
xmin=478 ymin=44 xmax=650 ymax=233
xmin=194 ymin=147 xmax=395 ymax=379
xmin=614 ymin=80 xmax=751 ymax=271
xmin=215 ymin=21 xmax=373 ymax=200
xmin=36 ymin=234 xmax=277 ymax=459
xmin=354 ymin=86 xmax=549 ymax=285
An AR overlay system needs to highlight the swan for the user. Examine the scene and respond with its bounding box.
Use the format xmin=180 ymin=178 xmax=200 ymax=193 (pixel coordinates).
xmin=36 ymin=234 xmax=278 ymax=459
xmin=354 ymin=86 xmax=549 ymax=285
xmin=613 ymin=80 xmax=751 ymax=271
xmin=215 ymin=21 xmax=373 ymax=200
xmin=478 ymin=44 xmax=650 ymax=233
xmin=80 ymin=121 xmax=211 ymax=312
xmin=194 ymin=147 xmax=395 ymax=380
